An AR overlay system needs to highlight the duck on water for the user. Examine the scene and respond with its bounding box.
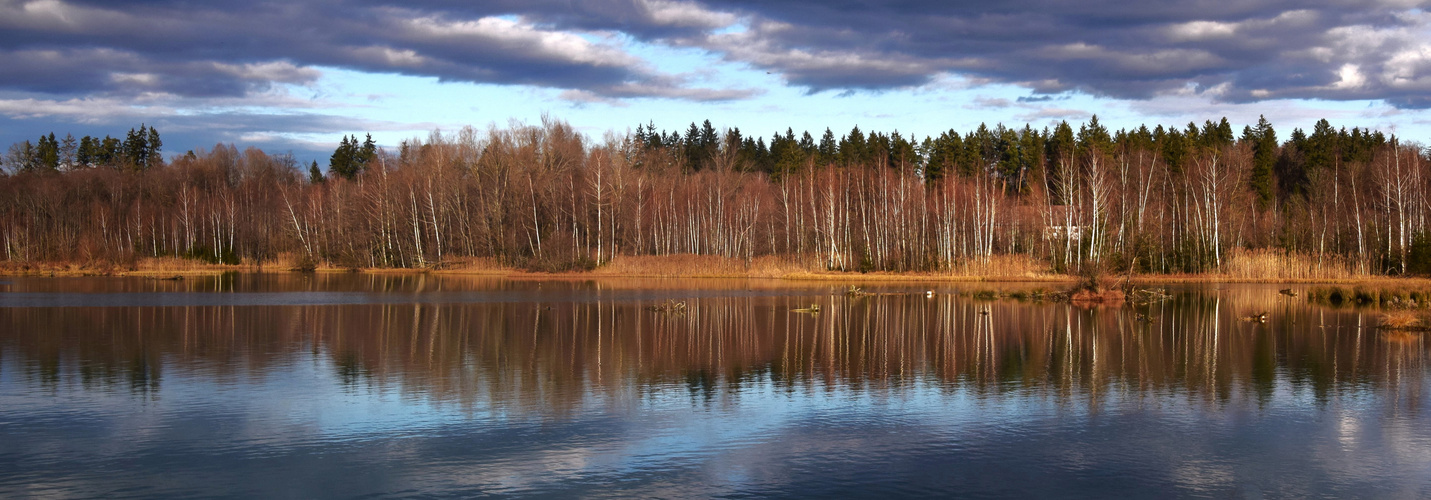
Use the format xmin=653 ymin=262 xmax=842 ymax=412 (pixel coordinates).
xmin=1240 ymin=312 xmax=1269 ymax=323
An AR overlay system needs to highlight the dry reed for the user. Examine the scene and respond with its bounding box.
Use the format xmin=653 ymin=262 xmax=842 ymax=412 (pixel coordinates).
xmin=1222 ymin=248 xmax=1364 ymax=281
xmin=1378 ymin=311 xmax=1424 ymax=330
xmin=587 ymin=254 xmax=801 ymax=278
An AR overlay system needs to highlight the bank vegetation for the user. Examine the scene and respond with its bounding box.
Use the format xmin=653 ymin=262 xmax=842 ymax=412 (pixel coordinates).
xmin=2 ymin=115 xmax=1429 ymax=280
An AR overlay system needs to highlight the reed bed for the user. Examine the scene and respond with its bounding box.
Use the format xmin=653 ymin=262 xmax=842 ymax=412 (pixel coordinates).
xmin=588 ymin=254 xmax=802 ymax=278
xmin=1222 ymin=248 xmax=1365 ymax=281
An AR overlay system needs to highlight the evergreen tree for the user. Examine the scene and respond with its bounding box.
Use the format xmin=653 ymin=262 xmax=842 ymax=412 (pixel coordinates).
xmin=146 ymin=126 xmax=163 ymax=168
xmin=309 ymin=160 xmax=325 ymax=184
xmin=700 ymin=120 xmax=718 ymax=168
xmin=1247 ymin=115 xmax=1277 ymax=207
xmin=817 ymin=128 xmax=837 ymax=166
xmin=99 ymin=136 xmax=122 ymax=167
xmin=36 ymin=133 xmax=59 ymax=170
xmin=1304 ymin=119 xmax=1336 ymax=173
xmin=122 ymin=125 xmax=150 ymax=169
xmin=840 ymin=126 xmax=866 ymax=167
xmin=1077 ymin=115 xmax=1113 ymax=159
xmin=924 ymin=129 xmax=963 ymax=181
xmin=1046 ymin=121 xmax=1076 ymax=202
xmin=1161 ymin=126 xmax=1187 ymax=173
xmin=888 ymin=131 xmax=917 ymax=173
xmin=683 ymin=122 xmax=703 ymax=170
xmin=721 ymin=127 xmax=744 ymax=170
xmin=330 ymin=135 xmax=357 ymax=179
xmin=969 ymin=123 xmax=996 ymax=171
xmin=799 ymin=131 xmax=816 ymax=156
xmin=1277 ymin=128 xmax=1309 ymax=199
xmin=995 ymin=126 xmax=1021 ymax=183
xmin=1018 ymin=125 xmax=1045 ymax=193
xmin=865 ymin=131 xmax=890 ymax=169
xmin=359 ymin=133 xmax=377 ymax=165
xmin=77 ymin=136 xmax=95 ymax=168
xmin=770 ymin=128 xmax=805 ymax=178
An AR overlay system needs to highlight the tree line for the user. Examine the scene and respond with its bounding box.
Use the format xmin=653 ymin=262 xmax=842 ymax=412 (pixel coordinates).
xmin=1 ymin=115 xmax=1428 ymax=275
xmin=4 ymin=125 xmax=163 ymax=172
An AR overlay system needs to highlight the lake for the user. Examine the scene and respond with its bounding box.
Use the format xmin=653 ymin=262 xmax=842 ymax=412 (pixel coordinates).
xmin=1 ymin=275 xmax=1428 ymax=498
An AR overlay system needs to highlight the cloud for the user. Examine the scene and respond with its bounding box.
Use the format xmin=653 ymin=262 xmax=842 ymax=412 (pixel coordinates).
xmin=969 ymin=96 xmax=1013 ymax=109
xmin=1017 ymin=95 xmax=1063 ymax=103
xmin=0 ymin=0 xmax=751 ymax=103
xmin=5 ymin=0 xmax=1427 ymax=109
xmin=675 ymin=1 xmax=1431 ymax=108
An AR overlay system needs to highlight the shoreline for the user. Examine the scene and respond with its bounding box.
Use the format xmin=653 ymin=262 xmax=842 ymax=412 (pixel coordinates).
xmin=4 ymin=257 xmax=1430 ymax=286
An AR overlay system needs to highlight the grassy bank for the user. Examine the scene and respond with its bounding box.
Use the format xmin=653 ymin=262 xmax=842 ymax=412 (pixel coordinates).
xmin=3 ymin=251 xmax=1430 ymax=285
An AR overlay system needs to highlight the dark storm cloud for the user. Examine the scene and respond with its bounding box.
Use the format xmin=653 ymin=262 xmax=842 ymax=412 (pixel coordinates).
xmin=0 ymin=0 xmax=1427 ymax=108
xmin=0 ymin=0 xmax=753 ymax=102
xmin=685 ymin=0 xmax=1431 ymax=108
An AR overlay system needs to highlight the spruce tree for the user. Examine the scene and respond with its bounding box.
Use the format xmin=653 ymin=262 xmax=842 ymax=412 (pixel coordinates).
xmin=77 ymin=136 xmax=94 ymax=167
xmin=309 ymin=160 xmax=324 ymax=184
xmin=37 ymin=133 xmax=59 ymax=170
xmin=818 ymin=128 xmax=837 ymax=166
xmin=100 ymin=136 xmax=122 ymax=167
xmin=1248 ymin=115 xmax=1277 ymax=207
xmin=330 ymin=135 xmax=355 ymax=179
xmin=145 ymin=126 xmax=162 ymax=168
xmin=359 ymin=134 xmax=377 ymax=165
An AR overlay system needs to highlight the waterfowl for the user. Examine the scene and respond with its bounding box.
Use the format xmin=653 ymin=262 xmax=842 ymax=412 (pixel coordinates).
xmin=1279 ymin=289 xmax=1298 ymax=297
xmin=925 ymin=290 xmax=936 ymax=298
xmin=1240 ymin=312 xmax=1269 ymax=323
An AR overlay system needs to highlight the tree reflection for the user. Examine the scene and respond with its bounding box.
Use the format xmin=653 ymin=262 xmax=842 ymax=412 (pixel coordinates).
xmin=1 ymin=285 xmax=1424 ymax=416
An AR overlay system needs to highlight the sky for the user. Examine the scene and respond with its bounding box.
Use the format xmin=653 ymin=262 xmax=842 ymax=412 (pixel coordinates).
xmin=2 ymin=0 xmax=1430 ymax=165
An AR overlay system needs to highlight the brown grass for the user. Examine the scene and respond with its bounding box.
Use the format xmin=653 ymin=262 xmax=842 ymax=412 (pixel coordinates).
xmin=125 ymin=257 xmax=240 ymax=275
xmin=1378 ymin=311 xmax=1428 ymax=330
xmin=1222 ymin=248 xmax=1364 ymax=281
xmin=589 ymin=254 xmax=801 ymax=278
xmin=1069 ymin=288 xmax=1125 ymax=304
xmin=3 ymin=249 xmax=1431 ymax=286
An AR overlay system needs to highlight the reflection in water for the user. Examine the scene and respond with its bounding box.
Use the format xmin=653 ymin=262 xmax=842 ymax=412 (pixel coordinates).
xmin=1 ymin=279 xmax=1429 ymax=497
xmin=3 ymin=286 xmax=1424 ymax=414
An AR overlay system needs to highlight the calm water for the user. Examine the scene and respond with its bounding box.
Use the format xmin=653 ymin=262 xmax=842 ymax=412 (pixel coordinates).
xmin=1 ymin=275 xmax=1428 ymax=498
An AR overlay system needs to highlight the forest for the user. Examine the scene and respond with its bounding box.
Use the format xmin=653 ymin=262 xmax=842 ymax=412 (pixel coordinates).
xmin=1 ymin=114 xmax=1428 ymax=277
